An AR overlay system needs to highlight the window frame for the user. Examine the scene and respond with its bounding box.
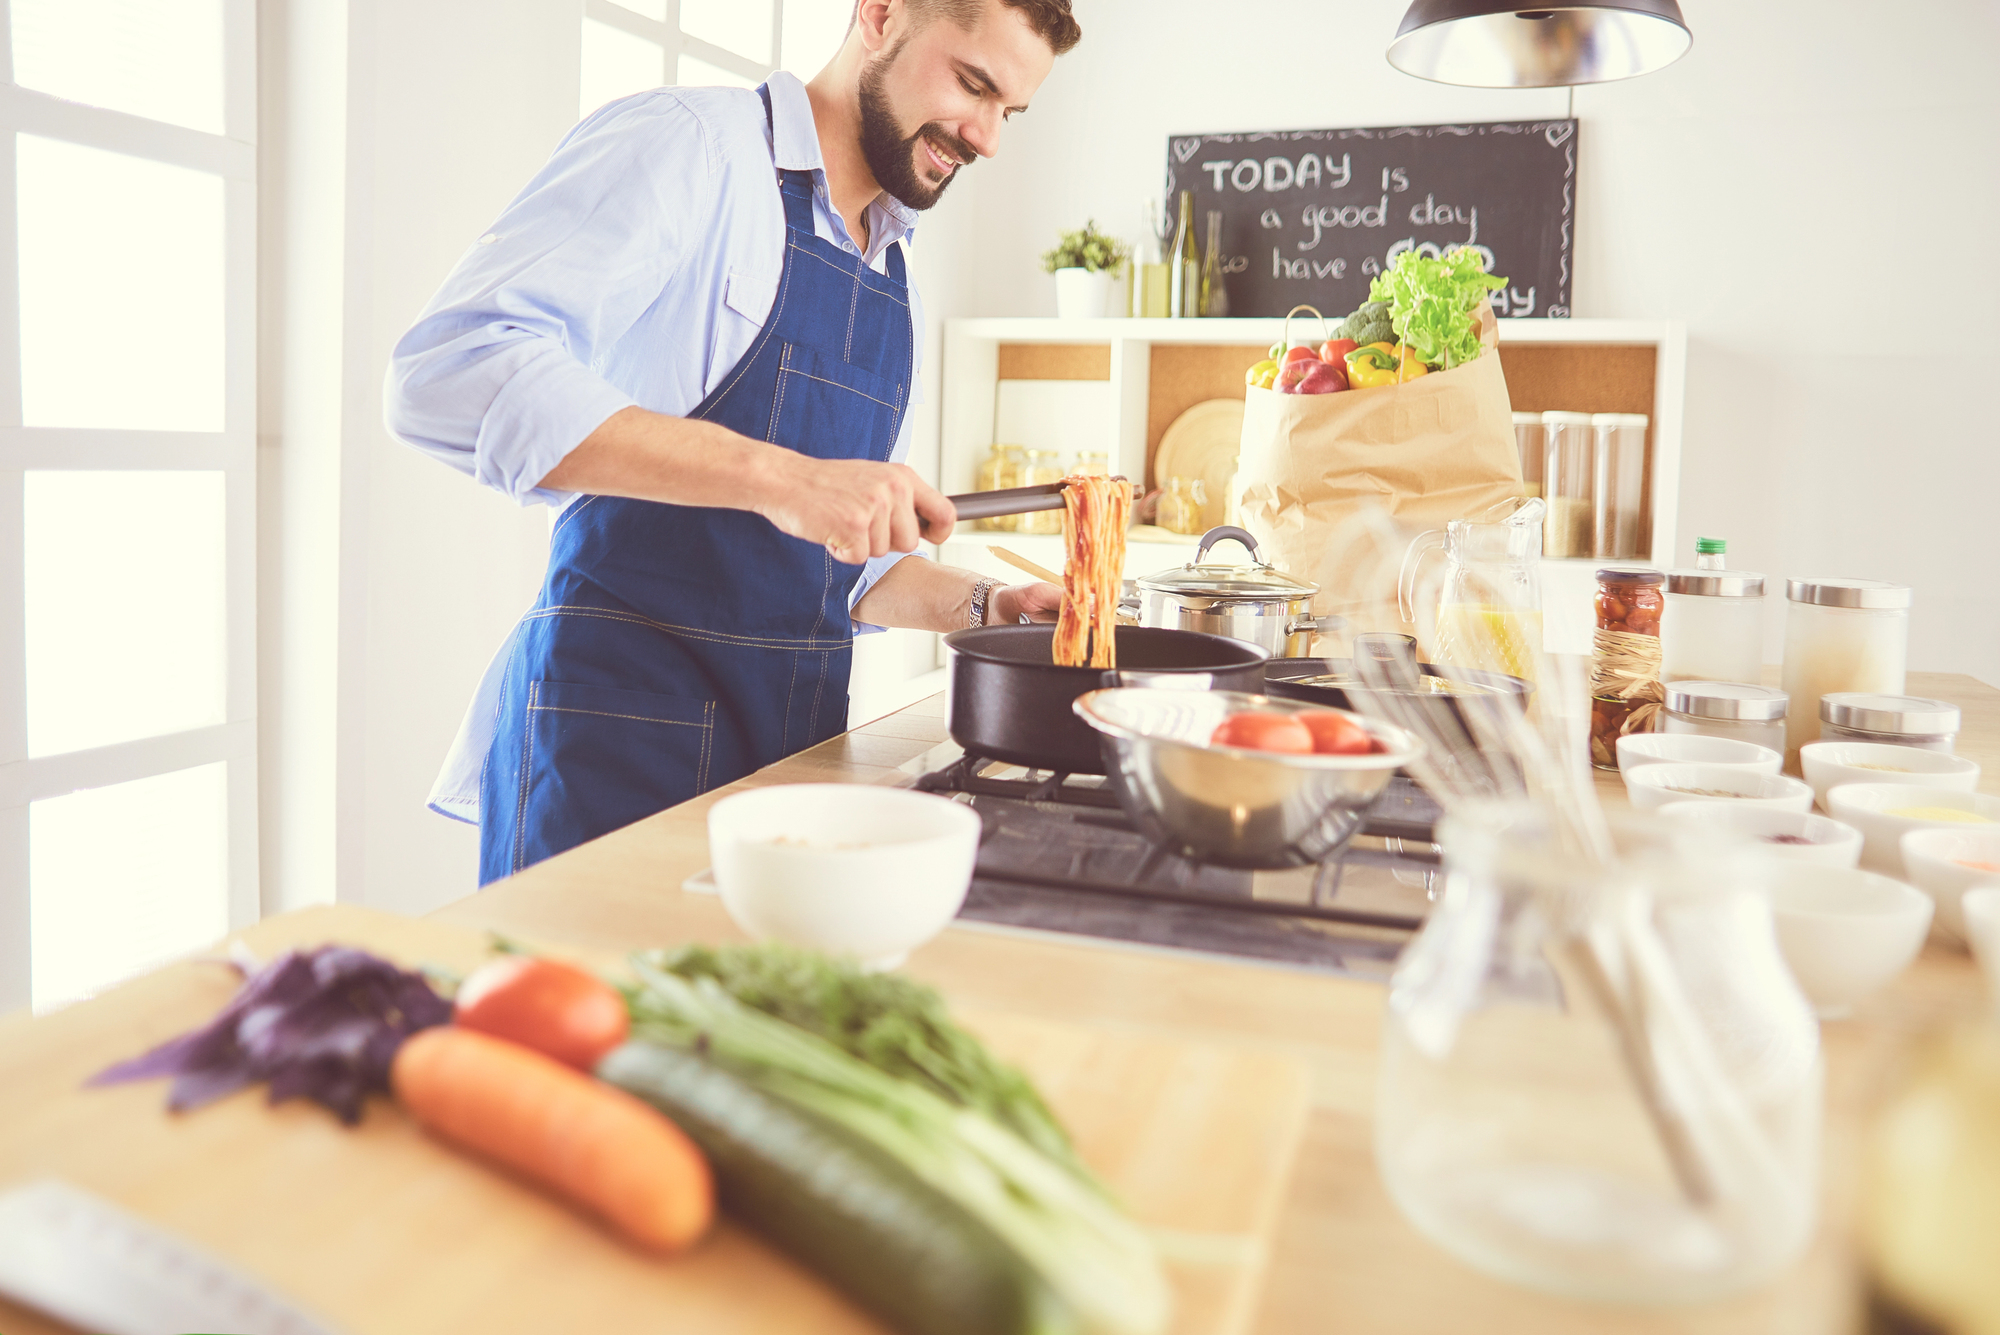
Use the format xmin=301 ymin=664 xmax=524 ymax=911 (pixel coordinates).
xmin=582 ymin=0 xmax=789 ymax=100
xmin=0 ymin=0 xmax=258 ymax=1009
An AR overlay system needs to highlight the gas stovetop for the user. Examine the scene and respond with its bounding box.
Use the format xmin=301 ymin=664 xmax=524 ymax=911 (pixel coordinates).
xmin=901 ymin=744 xmax=1442 ymax=978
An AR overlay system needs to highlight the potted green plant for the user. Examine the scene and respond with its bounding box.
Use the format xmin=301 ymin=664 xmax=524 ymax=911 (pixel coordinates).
xmin=1041 ymin=221 xmax=1130 ymax=320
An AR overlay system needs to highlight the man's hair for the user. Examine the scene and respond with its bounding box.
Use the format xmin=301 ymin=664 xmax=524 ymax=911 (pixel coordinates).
xmin=859 ymin=0 xmax=1082 ymax=57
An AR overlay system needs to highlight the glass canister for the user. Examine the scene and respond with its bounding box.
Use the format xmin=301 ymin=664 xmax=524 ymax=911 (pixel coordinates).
xmin=1015 ymin=448 xmax=1066 ymax=534
xmin=1819 ymin=694 xmax=1961 ymax=753
xmin=1156 ymin=476 xmax=1208 ymax=536
xmin=1780 ymin=578 xmax=1911 ymax=766
xmin=973 ymin=443 xmax=1024 ymax=531
xmin=1072 ymin=449 xmax=1109 ymax=477
xmin=1590 ymin=568 xmax=1665 ymax=769
xmin=1512 ymin=412 xmax=1544 ymax=497
xmin=1591 ymin=413 xmax=1649 ymax=559
xmin=1662 ymin=570 xmax=1766 ymax=683
xmin=1662 ymin=681 xmax=1789 ymax=754
xmin=1376 ymin=808 xmax=1823 ymax=1304
xmin=1541 ymin=411 xmax=1594 ymax=558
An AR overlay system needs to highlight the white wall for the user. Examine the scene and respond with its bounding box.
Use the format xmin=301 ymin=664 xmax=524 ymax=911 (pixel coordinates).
xmin=260 ymin=0 xmax=575 ymax=917
xmin=921 ymin=0 xmax=2000 ymax=685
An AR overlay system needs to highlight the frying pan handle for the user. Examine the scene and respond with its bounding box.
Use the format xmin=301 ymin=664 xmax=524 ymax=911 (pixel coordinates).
xmin=1101 ymin=669 xmax=1216 ymax=691
xmin=1194 ymin=525 xmax=1261 ymax=564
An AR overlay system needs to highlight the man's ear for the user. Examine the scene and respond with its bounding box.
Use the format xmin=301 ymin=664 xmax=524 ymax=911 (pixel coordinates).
xmin=854 ymin=0 xmax=902 ymax=57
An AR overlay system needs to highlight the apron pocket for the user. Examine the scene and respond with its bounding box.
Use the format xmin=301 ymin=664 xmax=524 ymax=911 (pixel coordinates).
xmin=771 ymin=341 xmax=905 ymax=459
xmin=511 ymin=679 xmax=716 ymax=872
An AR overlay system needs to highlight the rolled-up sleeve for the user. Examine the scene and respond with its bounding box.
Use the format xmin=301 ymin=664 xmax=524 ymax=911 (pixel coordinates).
xmin=384 ymin=96 xmax=713 ymax=505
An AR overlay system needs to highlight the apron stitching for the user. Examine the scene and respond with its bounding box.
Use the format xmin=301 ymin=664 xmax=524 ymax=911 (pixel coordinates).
xmin=699 ymin=702 xmax=714 ymax=790
xmin=782 ymin=652 xmax=798 ymax=752
xmin=514 ymin=681 xmax=538 ymax=873
xmin=521 ymin=605 xmax=848 ymax=650
xmin=526 ymin=704 xmax=706 ymax=726
xmin=551 ymin=494 xmax=599 ymax=541
xmin=692 ymin=225 xmax=800 ymax=422
xmin=779 ymin=366 xmax=899 ymax=411
xmin=810 ymin=647 xmax=828 ymax=737
xmin=843 ymin=258 xmax=861 ymax=363
xmin=769 ymin=343 xmax=789 ymax=443
xmin=787 ymin=241 xmax=909 ymax=305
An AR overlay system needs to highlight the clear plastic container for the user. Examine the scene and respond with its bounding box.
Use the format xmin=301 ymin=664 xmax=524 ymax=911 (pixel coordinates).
xmin=1780 ymin=578 xmax=1910 ymax=766
xmin=1591 ymin=412 xmax=1648 ymax=559
xmin=1662 ymin=681 xmax=1788 ymax=753
xmin=1512 ymin=412 xmax=1544 ymax=498
xmin=1541 ymin=411 xmax=1594 ymax=558
xmin=1662 ymin=569 xmax=1766 ymax=683
xmin=1819 ymin=694 xmax=1960 ymax=754
xmin=1377 ymin=809 xmax=1822 ymax=1304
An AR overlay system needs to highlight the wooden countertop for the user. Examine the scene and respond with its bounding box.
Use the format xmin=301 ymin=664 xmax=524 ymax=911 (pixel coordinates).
xmin=423 ymin=672 xmax=2000 ymax=1335
xmin=2 ymin=673 xmax=1993 ymax=1334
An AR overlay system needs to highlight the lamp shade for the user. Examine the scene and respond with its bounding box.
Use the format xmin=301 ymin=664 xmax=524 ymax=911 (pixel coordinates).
xmin=1388 ymin=1 xmax=1692 ymax=87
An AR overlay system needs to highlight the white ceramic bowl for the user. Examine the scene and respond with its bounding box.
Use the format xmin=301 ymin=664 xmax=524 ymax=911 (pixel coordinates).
xmin=1657 ymin=800 xmax=1863 ymax=867
xmin=1767 ymin=864 xmax=1933 ymax=1017
xmin=1899 ymin=826 xmax=2000 ymax=943
xmin=1623 ymin=764 xmax=1814 ymax=814
xmin=1616 ymin=733 xmax=1782 ymax=777
xmin=707 ymin=784 xmax=981 ymax=969
xmin=1800 ymin=741 xmax=1980 ymax=811
xmin=1824 ymin=785 xmax=2000 ymax=877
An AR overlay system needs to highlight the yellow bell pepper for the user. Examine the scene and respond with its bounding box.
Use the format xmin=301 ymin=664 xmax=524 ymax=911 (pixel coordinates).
xmin=1344 ymin=341 xmax=1430 ymax=388
xmin=1245 ymin=358 xmax=1278 ymax=390
xmin=1393 ymin=345 xmax=1430 ymax=382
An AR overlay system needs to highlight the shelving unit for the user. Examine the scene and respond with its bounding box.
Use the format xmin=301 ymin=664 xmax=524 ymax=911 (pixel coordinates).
xmin=936 ymin=315 xmax=1688 ymax=657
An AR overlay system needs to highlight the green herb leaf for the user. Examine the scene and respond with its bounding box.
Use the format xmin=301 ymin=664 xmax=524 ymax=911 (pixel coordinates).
xmin=1366 ymin=248 xmax=1506 ymax=370
xmin=1042 ymin=220 xmax=1131 ymax=275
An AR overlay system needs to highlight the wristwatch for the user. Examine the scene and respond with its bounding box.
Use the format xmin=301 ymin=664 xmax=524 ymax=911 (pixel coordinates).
xmin=969 ymin=578 xmax=998 ymax=628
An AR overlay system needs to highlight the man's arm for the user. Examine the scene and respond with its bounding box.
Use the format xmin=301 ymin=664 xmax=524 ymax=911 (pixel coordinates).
xmin=540 ymin=405 xmax=956 ymax=564
xmin=850 ymin=555 xmax=1061 ymax=632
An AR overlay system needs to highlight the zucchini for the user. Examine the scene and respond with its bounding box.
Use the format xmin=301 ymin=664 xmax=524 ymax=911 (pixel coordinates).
xmin=597 ymin=1042 xmax=1070 ymax=1335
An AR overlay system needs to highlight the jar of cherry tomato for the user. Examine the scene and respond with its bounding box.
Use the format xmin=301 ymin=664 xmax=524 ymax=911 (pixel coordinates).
xmin=1589 ymin=568 xmax=1665 ymax=769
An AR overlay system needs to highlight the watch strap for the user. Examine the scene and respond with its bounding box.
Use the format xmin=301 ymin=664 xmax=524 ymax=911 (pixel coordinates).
xmin=969 ymin=578 xmax=998 ymax=628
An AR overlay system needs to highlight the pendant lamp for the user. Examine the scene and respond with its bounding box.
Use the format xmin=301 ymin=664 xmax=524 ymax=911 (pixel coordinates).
xmin=1388 ymin=1 xmax=1692 ymax=87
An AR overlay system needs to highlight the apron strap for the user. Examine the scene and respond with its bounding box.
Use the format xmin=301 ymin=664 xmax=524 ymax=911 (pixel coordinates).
xmin=884 ymin=237 xmax=906 ymax=286
xmin=757 ymin=82 xmax=906 ymax=285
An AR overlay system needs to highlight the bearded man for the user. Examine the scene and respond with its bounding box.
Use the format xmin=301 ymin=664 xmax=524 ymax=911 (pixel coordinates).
xmin=386 ymin=0 xmax=1080 ymax=883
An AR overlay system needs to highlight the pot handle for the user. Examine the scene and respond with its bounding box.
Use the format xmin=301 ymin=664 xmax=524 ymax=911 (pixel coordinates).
xmin=1101 ymin=669 xmax=1215 ymax=691
xmin=1194 ymin=525 xmax=1261 ymax=564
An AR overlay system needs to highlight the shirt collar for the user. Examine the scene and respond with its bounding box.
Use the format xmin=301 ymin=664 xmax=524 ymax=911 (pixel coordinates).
xmin=764 ymin=70 xmax=919 ymax=249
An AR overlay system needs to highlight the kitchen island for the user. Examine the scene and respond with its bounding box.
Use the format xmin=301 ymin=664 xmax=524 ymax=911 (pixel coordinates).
xmin=1 ymin=674 xmax=1994 ymax=1335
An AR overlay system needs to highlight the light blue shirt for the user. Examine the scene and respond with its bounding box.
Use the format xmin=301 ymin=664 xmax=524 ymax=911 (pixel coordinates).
xmin=384 ymin=71 xmax=925 ymax=824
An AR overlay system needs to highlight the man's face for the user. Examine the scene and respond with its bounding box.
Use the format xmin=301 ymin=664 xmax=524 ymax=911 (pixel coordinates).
xmin=857 ymin=0 xmax=1056 ymax=210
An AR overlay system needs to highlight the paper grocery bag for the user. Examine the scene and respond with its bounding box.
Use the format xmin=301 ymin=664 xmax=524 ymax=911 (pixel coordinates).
xmin=1233 ymin=297 xmax=1525 ymax=650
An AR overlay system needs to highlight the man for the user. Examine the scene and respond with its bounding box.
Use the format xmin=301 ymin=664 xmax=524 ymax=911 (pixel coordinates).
xmin=386 ymin=0 xmax=1081 ymax=883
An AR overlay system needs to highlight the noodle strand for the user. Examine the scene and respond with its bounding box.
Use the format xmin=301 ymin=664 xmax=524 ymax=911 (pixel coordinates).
xmin=1052 ymin=475 xmax=1130 ymax=668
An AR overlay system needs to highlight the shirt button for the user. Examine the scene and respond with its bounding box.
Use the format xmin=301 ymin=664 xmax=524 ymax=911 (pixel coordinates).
xmin=477 ymin=233 xmax=499 ymax=245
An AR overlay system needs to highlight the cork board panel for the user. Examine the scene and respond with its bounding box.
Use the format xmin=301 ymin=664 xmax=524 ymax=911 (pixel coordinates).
xmin=1145 ymin=344 xmax=1266 ymax=488
xmin=1495 ymin=342 xmax=1659 ymax=555
xmin=997 ymin=343 xmax=1110 ymax=381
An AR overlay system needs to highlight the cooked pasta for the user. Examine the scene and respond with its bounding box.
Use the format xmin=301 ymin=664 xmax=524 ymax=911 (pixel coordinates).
xmin=1052 ymin=475 xmax=1130 ymax=668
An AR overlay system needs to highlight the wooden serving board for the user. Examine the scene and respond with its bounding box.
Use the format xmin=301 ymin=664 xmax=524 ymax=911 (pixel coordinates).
xmin=0 ymin=905 xmax=1311 ymax=1335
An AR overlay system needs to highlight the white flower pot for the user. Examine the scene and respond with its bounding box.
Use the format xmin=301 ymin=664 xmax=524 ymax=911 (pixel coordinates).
xmin=1053 ymin=267 xmax=1112 ymax=320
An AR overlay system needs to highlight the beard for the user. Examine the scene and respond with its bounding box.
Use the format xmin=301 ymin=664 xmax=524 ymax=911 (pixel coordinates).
xmin=857 ymin=43 xmax=975 ymax=211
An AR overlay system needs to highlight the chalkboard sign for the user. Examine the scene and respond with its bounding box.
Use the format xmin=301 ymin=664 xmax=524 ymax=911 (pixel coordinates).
xmin=1163 ymin=120 xmax=1576 ymax=321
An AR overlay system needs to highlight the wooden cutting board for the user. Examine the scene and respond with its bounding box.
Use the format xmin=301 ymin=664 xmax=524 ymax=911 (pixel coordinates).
xmin=0 ymin=905 xmax=1311 ymax=1335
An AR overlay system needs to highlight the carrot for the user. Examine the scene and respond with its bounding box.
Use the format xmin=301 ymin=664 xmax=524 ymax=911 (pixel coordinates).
xmin=392 ymin=1027 xmax=712 ymax=1254
xmin=453 ymin=955 xmax=630 ymax=1070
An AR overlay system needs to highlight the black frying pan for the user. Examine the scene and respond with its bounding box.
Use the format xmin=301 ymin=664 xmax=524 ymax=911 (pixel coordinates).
xmin=942 ymin=625 xmax=1268 ymax=774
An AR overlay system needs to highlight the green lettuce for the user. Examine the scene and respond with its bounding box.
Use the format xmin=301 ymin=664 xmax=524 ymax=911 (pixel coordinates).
xmin=1368 ymin=248 xmax=1506 ymax=370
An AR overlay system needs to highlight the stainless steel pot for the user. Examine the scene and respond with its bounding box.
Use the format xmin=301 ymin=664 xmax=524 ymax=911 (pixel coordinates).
xmin=1136 ymin=526 xmax=1325 ymax=658
xmin=1073 ymin=687 xmax=1422 ymax=868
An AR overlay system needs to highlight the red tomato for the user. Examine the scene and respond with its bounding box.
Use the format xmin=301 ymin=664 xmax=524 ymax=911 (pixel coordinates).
xmin=1282 ymin=344 xmax=1321 ymax=365
xmin=455 ymin=956 xmax=630 ymax=1071
xmin=1319 ymin=337 xmax=1359 ymax=365
xmin=1298 ymin=711 xmax=1376 ymax=755
xmin=1210 ymin=712 xmax=1314 ymax=753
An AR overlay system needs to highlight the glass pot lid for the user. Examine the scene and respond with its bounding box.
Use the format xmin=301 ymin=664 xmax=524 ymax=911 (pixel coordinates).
xmin=1136 ymin=524 xmax=1319 ymax=601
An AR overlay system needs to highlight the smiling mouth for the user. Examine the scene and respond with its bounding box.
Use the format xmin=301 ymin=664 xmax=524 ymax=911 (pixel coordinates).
xmin=920 ymin=136 xmax=961 ymax=177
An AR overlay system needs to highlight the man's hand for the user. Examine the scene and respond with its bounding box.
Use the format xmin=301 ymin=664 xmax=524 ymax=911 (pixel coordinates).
xmin=755 ymin=452 xmax=957 ymax=563
xmin=991 ymin=581 xmax=1062 ymax=624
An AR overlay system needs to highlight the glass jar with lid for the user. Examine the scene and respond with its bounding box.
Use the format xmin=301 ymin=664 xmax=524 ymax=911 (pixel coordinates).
xmin=1662 ymin=681 xmax=1788 ymax=754
xmin=1541 ymin=411 xmax=1594 ymax=558
xmin=1015 ymin=448 xmax=1066 ymax=534
xmin=1512 ymin=412 xmax=1544 ymax=497
xmin=973 ymin=443 xmax=1025 ymax=531
xmin=1590 ymin=413 xmax=1649 ymax=560
xmin=1662 ymin=568 xmax=1766 ymax=683
xmin=1819 ymin=694 xmax=1961 ymax=753
xmin=1156 ymin=476 xmax=1208 ymax=536
xmin=1589 ymin=568 xmax=1665 ymax=769
xmin=1071 ymin=449 xmax=1109 ymax=477
xmin=1780 ymin=578 xmax=1910 ymax=766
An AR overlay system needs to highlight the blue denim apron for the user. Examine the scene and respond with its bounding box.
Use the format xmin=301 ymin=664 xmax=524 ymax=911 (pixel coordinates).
xmin=478 ymin=89 xmax=913 ymax=884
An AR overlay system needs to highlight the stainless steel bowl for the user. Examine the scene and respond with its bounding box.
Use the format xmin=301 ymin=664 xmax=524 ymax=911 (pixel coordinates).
xmin=1073 ymin=688 xmax=1424 ymax=869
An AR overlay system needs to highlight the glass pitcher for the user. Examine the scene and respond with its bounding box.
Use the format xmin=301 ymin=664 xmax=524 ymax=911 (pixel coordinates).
xmin=1399 ymin=497 xmax=1545 ymax=684
xmin=1376 ymin=807 xmax=1823 ymax=1304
